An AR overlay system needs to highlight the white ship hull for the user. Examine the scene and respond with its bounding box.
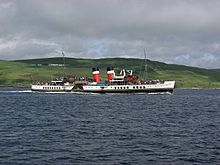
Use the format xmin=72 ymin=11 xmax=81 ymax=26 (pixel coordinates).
xmin=83 ymin=81 xmax=175 ymax=93
xmin=31 ymin=84 xmax=74 ymax=92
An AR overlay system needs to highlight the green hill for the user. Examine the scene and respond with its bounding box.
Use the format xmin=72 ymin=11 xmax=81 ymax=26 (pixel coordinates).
xmin=0 ymin=58 xmax=220 ymax=88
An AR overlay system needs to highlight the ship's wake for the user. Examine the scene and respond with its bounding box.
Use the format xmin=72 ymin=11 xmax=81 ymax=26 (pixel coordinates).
xmin=0 ymin=90 xmax=32 ymax=93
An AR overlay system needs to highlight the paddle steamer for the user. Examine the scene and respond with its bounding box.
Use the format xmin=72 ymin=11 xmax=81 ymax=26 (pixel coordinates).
xmin=82 ymin=67 xmax=175 ymax=94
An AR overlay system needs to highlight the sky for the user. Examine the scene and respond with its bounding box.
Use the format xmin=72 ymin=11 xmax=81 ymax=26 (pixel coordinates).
xmin=0 ymin=0 xmax=220 ymax=69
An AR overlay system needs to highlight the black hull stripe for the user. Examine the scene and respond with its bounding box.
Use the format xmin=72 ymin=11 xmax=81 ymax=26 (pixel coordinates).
xmin=82 ymin=89 xmax=174 ymax=93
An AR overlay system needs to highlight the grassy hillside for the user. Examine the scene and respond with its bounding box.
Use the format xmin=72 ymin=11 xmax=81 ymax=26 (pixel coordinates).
xmin=0 ymin=58 xmax=220 ymax=88
xmin=0 ymin=60 xmax=33 ymax=86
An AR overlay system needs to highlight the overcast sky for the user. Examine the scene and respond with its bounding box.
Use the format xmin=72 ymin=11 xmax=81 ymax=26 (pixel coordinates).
xmin=0 ymin=0 xmax=220 ymax=68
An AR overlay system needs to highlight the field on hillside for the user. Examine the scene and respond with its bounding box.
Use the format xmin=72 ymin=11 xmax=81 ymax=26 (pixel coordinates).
xmin=1 ymin=58 xmax=220 ymax=88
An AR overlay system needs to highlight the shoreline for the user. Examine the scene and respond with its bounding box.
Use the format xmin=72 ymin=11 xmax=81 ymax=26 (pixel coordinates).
xmin=0 ymin=85 xmax=30 ymax=88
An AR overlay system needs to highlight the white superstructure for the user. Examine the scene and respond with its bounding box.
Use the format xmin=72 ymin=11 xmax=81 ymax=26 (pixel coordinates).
xmin=83 ymin=81 xmax=175 ymax=93
xmin=31 ymin=81 xmax=74 ymax=92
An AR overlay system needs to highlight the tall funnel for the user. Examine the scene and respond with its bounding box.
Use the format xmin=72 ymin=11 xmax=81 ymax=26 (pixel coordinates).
xmin=107 ymin=66 xmax=115 ymax=81
xmin=92 ymin=67 xmax=101 ymax=82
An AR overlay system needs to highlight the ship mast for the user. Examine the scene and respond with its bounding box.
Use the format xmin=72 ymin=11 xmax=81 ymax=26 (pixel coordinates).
xmin=144 ymin=48 xmax=148 ymax=80
xmin=62 ymin=51 xmax=66 ymax=70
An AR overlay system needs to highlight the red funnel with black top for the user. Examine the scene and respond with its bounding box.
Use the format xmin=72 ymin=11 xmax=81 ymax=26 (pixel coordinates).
xmin=92 ymin=67 xmax=101 ymax=82
xmin=107 ymin=66 xmax=114 ymax=81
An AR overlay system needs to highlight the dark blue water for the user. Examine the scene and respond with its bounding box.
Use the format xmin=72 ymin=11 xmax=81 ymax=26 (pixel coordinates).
xmin=0 ymin=88 xmax=220 ymax=164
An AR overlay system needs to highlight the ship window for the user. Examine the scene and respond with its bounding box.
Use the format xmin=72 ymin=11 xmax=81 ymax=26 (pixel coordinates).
xmin=121 ymin=87 xmax=123 ymax=89
xmin=136 ymin=86 xmax=138 ymax=89
xmin=118 ymin=87 xmax=120 ymax=89
xmin=133 ymin=86 xmax=135 ymax=89
xmin=140 ymin=86 xmax=142 ymax=89
xmin=124 ymin=87 xmax=126 ymax=89
xmin=127 ymin=86 xmax=129 ymax=89
xmin=115 ymin=87 xmax=116 ymax=89
xmin=143 ymin=86 xmax=145 ymax=89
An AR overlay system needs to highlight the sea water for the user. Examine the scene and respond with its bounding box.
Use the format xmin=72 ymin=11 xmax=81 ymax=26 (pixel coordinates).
xmin=0 ymin=88 xmax=220 ymax=164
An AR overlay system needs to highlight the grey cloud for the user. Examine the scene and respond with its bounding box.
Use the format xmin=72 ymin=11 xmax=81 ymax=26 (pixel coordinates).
xmin=0 ymin=0 xmax=220 ymax=68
